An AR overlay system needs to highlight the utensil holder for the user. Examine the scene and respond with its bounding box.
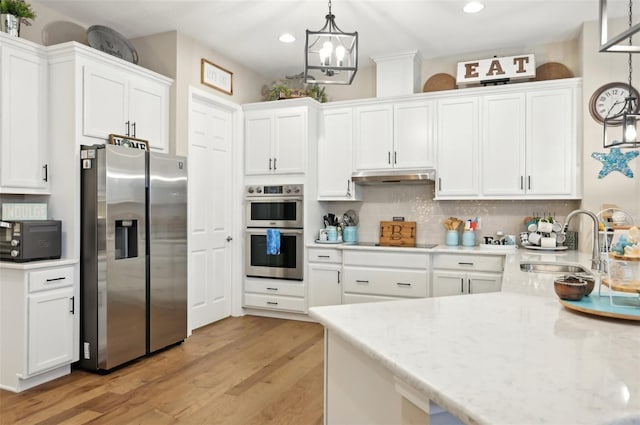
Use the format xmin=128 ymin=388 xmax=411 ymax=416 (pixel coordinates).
xmin=445 ymin=230 xmax=459 ymax=246
xmin=462 ymin=230 xmax=475 ymax=247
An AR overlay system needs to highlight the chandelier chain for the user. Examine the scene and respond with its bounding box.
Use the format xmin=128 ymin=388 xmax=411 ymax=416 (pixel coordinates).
xmin=629 ymin=0 xmax=634 ymax=91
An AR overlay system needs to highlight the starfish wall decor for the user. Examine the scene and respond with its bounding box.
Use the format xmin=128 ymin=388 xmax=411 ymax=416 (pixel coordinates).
xmin=591 ymin=148 xmax=639 ymax=178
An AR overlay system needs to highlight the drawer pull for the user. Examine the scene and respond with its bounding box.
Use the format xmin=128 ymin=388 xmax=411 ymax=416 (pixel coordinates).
xmin=396 ymin=282 xmax=412 ymax=287
xmin=266 ymin=301 xmax=279 ymax=305
xmin=266 ymin=287 xmax=278 ymax=291
xmin=458 ymin=262 xmax=474 ymax=266
xmin=461 ymin=278 xmax=465 ymax=293
xmin=46 ymin=277 xmax=66 ymax=282
xmin=337 ymin=271 xmax=341 ymax=284
xmin=70 ymin=296 xmax=75 ymax=314
xmin=318 ymin=255 xmax=330 ymax=259
xmin=355 ymin=279 xmax=369 ymax=284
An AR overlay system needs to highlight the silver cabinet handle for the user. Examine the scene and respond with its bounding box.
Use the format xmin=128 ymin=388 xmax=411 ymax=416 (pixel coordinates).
xmin=273 ymin=158 xmax=277 ymax=170
xmin=388 ymin=151 xmax=391 ymax=164
xmin=70 ymin=296 xmax=75 ymax=314
xmin=125 ymin=121 xmax=130 ymax=136
xmin=42 ymin=164 xmax=48 ymax=182
xmin=346 ymin=179 xmax=351 ymax=197
xmin=337 ymin=271 xmax=341 ymax=284
xmin=132 ymin=122 xmax=136 ymax=137
xmin=46 ymin=277 xmax=66 ymax=282
xmin=394 ymin=151 xmax=397 ymax=164
xmin=528 ymin=176 xmax=531 ymax=190
xmin=438 ymin=177 xmax=442 ymax=191
xmin=520 ymin=176 xmax=524 ymax=190
xmin=355 ymin=279 xmax=369 ymax=284
xmin=266 ymin=287 xmax=278 ymax=291
xmin=267 ymin=301 xmax=278 ymax=305
xmin=396 ymin=282 xmax=412 ymax=287
xmin=461 ymin=278 xmax=465 ymax=293
xmin=318 ymin=255 xmax=330 ymax=258
xmin=458 ymin=262 xmax=474 ymax=266
xmin=269 ymin=158 xmax=272 ymax=170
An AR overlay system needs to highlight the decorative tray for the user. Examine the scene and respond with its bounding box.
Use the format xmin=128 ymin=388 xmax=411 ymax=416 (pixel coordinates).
xmin=315 ymin=240 xmax=342 ymax=245
xmin=559 ymin=294 xmax=640 ymax=321
xmin=608 ymin=252 xmax=640 ymax=261
xmin=602 ymin=278 xmax=640 ymax=294
xmin=522 ymin=244 xmax=568 ymax=251
xmin=87 ymin=25 xmax=138 ymax=64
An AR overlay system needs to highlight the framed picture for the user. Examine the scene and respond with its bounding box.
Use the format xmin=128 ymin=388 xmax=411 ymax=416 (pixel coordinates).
xmin=201 ymin=58 xmax=233 ymax=95
xmin=108 ymin=134 xmax=149 ymax=151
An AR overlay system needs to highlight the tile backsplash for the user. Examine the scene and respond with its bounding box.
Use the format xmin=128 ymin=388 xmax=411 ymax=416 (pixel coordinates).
xmin=322 ymin=184 xmax=581 ymax=245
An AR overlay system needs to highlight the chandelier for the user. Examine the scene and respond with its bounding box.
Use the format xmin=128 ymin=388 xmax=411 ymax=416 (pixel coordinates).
xmin=304 ymin=0 xmax=358 ymax=85
xmin=601 ymin=0 xmax=640 ymax=148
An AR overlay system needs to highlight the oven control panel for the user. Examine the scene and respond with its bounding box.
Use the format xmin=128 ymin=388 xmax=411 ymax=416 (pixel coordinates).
xmin=246 ymin=184 xmax=303 ymax=197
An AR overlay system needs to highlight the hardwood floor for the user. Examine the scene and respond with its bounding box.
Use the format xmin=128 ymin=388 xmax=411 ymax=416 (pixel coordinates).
xmin=0 ymin=316 xmax=325 ymax=425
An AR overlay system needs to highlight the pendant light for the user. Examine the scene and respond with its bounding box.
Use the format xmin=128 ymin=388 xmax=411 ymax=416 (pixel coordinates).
xmin=304 ymin=0 xmax=358 ymax=85
xmin=603 ymin=0 xmax=640 ymax=148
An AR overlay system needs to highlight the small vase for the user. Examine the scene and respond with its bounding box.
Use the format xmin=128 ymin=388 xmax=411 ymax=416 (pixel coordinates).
xmin=1 ymin=14 xmax=20 ymax=37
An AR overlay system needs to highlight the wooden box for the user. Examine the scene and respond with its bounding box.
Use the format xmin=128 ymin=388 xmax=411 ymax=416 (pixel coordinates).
xmin=379 ymin=221 xmax=416 ymax=247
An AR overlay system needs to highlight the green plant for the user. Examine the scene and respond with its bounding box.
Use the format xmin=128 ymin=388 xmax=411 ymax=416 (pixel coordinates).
xmin=0 ymin=0 xmax=36 ymax=25
xmin=266 ymin=83 xmax=292 ymax=101
xmin=306 ymin=83 xmax=327 ymax=103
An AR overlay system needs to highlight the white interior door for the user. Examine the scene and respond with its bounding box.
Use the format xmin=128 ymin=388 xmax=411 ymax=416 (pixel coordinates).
xmin=188 ymin=92 xmax=235 ymax=331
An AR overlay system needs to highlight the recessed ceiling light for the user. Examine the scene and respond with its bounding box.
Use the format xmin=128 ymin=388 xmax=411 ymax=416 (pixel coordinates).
xmin=279 ymin=33 xmax=295 ymax=43
xmin=463 ymin=1 xmax=485 ymax=13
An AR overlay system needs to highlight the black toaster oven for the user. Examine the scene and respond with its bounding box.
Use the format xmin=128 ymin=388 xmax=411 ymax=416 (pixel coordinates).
xmin=0 ymin=220 xmax=62 ymax=262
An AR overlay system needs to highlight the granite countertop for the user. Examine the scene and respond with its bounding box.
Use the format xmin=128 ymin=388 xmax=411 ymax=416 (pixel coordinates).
xmin=309 ymin=247 xmax=640 ymax=424
xmin=0 ymin=258 xmax=78 ymax=270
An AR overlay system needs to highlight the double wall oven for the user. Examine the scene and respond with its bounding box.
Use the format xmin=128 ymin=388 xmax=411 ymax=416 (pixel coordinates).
xmin=245 ymin=184 xmax=304 ymax=281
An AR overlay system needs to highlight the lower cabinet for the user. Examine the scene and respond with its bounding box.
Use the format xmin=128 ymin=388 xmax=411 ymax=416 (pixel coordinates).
xmin=308 ymin=248 xmax=343 ymax=307
xmin=0 ymin=261 xmax=78 ymax=392
xmin=431 ymin=254 xmax=503 ymax=297
xmin=243 ymin=277 xmax=306 ymax=313
xmin=342 ymin=249 xmax=428 ymax=302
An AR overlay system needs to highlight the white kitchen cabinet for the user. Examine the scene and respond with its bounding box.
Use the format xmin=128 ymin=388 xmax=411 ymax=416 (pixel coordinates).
xmin=83 ymin=61 xmax=170 ymax=152
xmin=244 ymin=104 xmax=310 ymax=175
xmin=481 ymin=83 xmax=579 ymax=198
xmin=431 ymin=253 xmax=503 ymax=297
xmin=318 ymin=108 xmax=362 ymax=200
xmin=0 ymin=261 xmax=79 ymax=392
xmin=342 ymin=249 xmax=429 ymax=302
xmin=243 ymin=277 xmax=306 ymax=313
xmin=308 ymin=248 xmax=343 ymax=307
xmin=0 ymin=34 xmax=50 ymax=194
xmin=435 ymin=96 xmax=479 ymax=197
xmin=354 ymin=100 xmax=434 ymax=171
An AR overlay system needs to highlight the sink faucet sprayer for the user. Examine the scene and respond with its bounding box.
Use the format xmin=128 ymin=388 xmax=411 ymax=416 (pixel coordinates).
xmin=561 ymin=209 xmax=601 ymax=272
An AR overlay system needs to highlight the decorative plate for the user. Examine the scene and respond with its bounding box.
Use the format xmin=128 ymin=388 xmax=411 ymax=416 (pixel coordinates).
xmin=533 ymin=62 xmax=573 ymax=81
xmin=423 ymin=73 xmax=457 ymax=92
xmin=87 ymin=25 xmax=138 ymax=64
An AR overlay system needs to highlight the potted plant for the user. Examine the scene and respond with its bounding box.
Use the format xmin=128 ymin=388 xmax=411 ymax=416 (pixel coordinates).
xmin=0 ymin=0 xmax=36 ymax=37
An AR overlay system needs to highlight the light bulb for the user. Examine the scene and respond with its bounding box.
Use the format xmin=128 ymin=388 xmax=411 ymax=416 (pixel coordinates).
xmin=319 ymin=47 xmax=331 ymax=66
xmin=323 ymin=41 xmax=334 ymax=55
xmin=335 ymin=45 xmax=345 ymax=66
xmin=625 ymin=121 xmax=637 ymax=142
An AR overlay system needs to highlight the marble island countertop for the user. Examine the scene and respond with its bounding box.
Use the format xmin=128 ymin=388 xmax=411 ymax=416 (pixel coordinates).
xmin=309 ymin=246 xmax=640 ymax=424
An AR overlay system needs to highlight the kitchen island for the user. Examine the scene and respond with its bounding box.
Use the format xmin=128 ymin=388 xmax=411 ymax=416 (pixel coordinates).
xmin=309 ymin=248 xmax=640 ymax=424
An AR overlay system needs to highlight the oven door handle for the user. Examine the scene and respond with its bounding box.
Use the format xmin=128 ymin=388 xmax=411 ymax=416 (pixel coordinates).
xmin=246 ymin=228 xmax=303 ymax=235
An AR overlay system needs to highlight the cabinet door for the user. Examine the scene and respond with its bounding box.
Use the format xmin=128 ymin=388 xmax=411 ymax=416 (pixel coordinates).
xmin=274 ymin=108 xmax=306 ymax=174
xmin=394 ymin=101 xmax=435 ymax=169
xmin=354 ymin=104 xmax=393 ymax=170
xmin=83 ymin=64 xmax=129 ymax=139
xmin=431 ymin=271 xmax=464 ymax=297
xmin=128 ymin=76 xmax=169 ymax=152
xmin=28 ymin=287 xmax=74 ymax=375
xmin=526 ymin=88 xmax=574 ymax=196
xmin=308 ymin=263 xmax=342 ymax=307
xmin=436 ymin=97 xmax=479 ymax=197
xmin=468 ymin=272 xmax=502 ymax=294
xmin=0 ymin=44 xmax=49 ymax=193
xmin=318 ymin=108 xmax=358 ymax=200
xmin=245 ymin=111 xmax=273 ymax=175
xmin=481 ymin=93 xmax=526 ymax=196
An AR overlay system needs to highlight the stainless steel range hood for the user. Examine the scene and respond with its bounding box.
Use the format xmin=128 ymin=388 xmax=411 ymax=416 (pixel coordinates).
xmin=351 ymin=169 xmax=436 ymax=184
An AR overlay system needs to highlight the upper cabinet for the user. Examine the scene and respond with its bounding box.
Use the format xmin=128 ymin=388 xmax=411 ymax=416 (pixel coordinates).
xmin=318 ymin=107 xmax=361 ymax=201
xmin=436 ymin=78 xmax=582 ymax=200
xmin=0 ymin=35 xmax=50 ymax=194
xmin=244 ymin=100 xmax=316 ymax=175
xmin=436 ymin=96 xmax=480 ymax=197
xmin=354 ymin=99 xmax=434 ymax=171
xmin=83 ymin=62 xmax=170 ymax=153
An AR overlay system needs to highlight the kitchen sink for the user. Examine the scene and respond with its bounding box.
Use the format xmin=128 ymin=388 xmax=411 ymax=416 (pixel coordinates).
xmin=519 ymin=262 xmax=592 ymax=274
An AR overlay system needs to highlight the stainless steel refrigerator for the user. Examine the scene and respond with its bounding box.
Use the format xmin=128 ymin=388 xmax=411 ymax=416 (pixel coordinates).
xmin=79 ymin=144 xmax=187 ymax=372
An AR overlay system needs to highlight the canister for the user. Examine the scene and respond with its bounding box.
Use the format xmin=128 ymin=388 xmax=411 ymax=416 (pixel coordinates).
xmin=343 ymin=226 xmax=358 ymax=244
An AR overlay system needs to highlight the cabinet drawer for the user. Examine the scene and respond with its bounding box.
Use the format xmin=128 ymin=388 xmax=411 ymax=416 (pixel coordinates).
xmin=29 ymin=266 xmax=74 ymax=293
xmin=243 ymin=293 xmax=305 ymax=312
xmin=308 ymin=248 xmax=342 ymax=263
xmin=244 ymin=279 xmax=305 ymax=297
xmin=343 ymin=250 xmax=428 ymax=268
xmin=432 ymin=254 xmax=503 ymax=272
xmin=343 ymin=266 xmax=428 ymax=298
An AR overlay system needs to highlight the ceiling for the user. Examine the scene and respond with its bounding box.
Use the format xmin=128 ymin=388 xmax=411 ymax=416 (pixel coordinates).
xmin=35 ymin=0 xmax=627 ymax=81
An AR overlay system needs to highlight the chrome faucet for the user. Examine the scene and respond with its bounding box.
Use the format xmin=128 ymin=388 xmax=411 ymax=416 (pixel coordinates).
xmin=562 ymin=209 xmax=601 ymax=272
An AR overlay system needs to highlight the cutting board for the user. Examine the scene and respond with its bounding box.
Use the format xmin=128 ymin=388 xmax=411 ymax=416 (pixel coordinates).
xmin=379 ymin=221 xmax=416 ymax=247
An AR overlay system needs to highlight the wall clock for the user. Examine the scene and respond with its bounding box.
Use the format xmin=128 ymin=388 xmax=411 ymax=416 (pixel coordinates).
xmin=589 ymin=82 xmax=640 ymax=126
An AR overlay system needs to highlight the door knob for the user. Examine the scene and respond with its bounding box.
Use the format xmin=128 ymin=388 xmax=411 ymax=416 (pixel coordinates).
xmin=226 ymin=236 xmax=233 ymax=242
